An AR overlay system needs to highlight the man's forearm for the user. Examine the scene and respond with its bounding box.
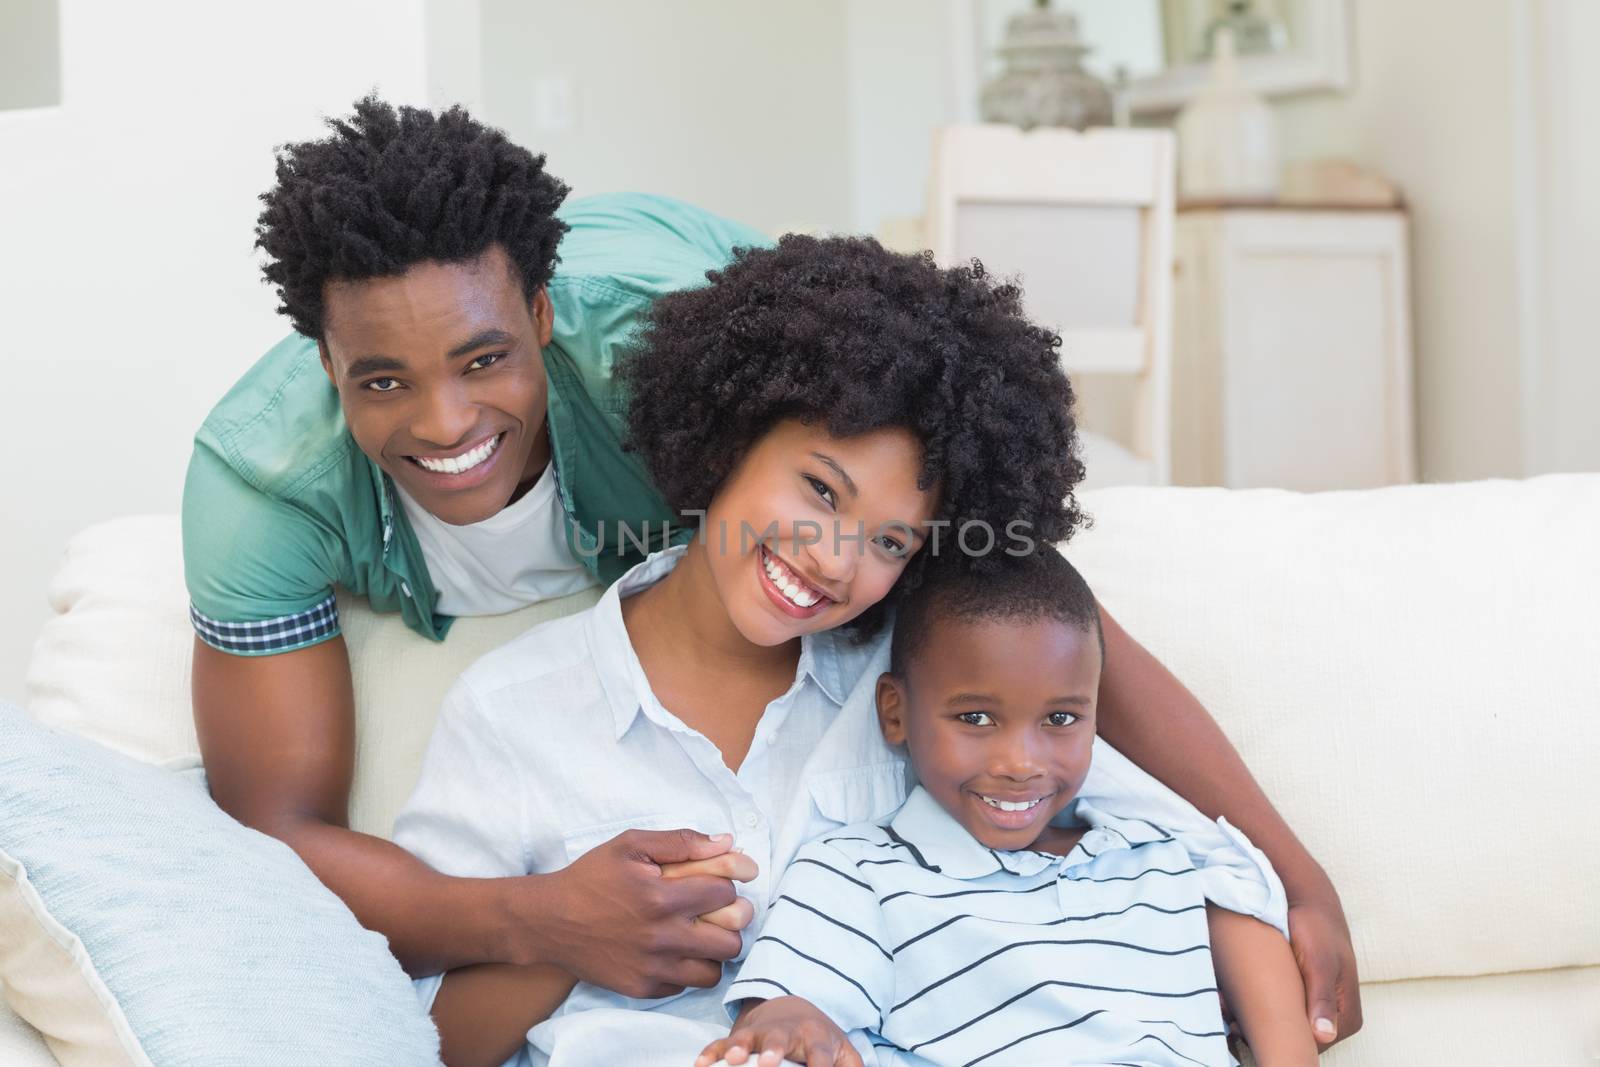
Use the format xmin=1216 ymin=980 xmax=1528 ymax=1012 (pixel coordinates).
xmin=269 ymin=814 xmax=531 ymax=977
xmin=191 ymin=638 xmax=547 ymax=976
xmin=1096 ymin=606 xmax=1333 ymax=902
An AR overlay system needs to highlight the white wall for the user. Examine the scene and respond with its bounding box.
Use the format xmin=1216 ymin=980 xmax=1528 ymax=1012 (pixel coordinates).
xmin=478 ymin=0 xmax=854 ymax=236
xmin=0 ymin=0 xmax=61 ymax=110
xmin=1272 ymin=0 xmax=1526 ymax=483
xmin=0 ymin=0 xmax=459 ymax=703
xmin=1271 ymin=0 xmax=1599 ymax=480
xmin=1517 ymin=0 xmax=1600 ymax=475
xmin=845 ymin=0 xmax=968 ymax=238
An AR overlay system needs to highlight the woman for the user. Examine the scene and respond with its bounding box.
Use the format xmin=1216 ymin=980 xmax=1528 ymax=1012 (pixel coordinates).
xmin=394 ymin=235 xmax=1357 ymax=1066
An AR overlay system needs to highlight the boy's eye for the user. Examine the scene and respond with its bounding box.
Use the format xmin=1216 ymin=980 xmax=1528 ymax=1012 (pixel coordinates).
xmin=957 ymin=711 xmax=995 ymax=727
xmin=365 ymin=377 xmax=401 ymax=393
xmin=1046 ymin=711 xmax=1078 ymax=727
xmin=468 ymin=353 xmax=505 ymax=371
xmin=804 ymin=475 xmax=837 ymax=508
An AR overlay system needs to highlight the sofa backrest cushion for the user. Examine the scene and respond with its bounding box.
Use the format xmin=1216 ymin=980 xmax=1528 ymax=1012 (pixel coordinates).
xmin=24 ymin=515 xmax=601 ymax=841
xmin=1062 ymin=475 xmax=1600 ymax=984
xmin=24 ymin=475 xmax=1600 ymax=986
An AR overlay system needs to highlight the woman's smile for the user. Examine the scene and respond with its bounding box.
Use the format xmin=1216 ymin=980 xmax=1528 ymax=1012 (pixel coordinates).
xmin=756 ymin=544 xmax=834 ymax=619
xmin=691 ymin=420 xmax=935 ymax=648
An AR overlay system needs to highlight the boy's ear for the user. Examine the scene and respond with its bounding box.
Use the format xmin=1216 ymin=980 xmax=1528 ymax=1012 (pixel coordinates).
xmin=876 ymin=672 xmax=909 ymax=747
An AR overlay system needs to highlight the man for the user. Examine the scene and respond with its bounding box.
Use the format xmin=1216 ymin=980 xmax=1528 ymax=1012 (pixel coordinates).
xmin=185 ymin=96 xmax=765 ymax=993
xmin=185 ymin=96 xmax=1361 ymax=1050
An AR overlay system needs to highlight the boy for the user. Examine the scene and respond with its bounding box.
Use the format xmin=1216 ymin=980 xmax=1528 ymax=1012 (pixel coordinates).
xmin=702 ymin=549 xmax=1320 ymax=1067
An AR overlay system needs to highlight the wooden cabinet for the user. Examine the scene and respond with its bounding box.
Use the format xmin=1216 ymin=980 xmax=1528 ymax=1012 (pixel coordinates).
xmin=1171 ymin=207 xmax=1415 ymax=490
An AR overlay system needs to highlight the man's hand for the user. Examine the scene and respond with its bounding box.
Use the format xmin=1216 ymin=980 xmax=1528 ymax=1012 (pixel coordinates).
xmin=696 ymin=997 xmax=862 ymax=1067
xmin=518 ymin=828 xmax=756 ymax=999
xmin=1094 ymin=607 xmax=1363 ymax=1051
xmin=1287 ymin=892 xmax=1363 ymax=1050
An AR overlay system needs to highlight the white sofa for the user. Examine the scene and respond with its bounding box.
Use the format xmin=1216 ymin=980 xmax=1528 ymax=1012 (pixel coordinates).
xmin=7 ymin=476 xmax=1600 ymax=1065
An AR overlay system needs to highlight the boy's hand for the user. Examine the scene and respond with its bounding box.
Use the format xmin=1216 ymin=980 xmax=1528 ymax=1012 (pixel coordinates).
xmin=521 ymin=828 xmax=753 ymax=1000
xmin=696 ymin=997 xmax=862 ymax=1067
xmin=661 ymin=852 xmax=759 ymax=933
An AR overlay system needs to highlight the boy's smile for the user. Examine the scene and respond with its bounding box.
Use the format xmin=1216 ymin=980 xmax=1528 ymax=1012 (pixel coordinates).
xmin=877 ymin=614 xmax=1102 ymax=852
xmin=318 ymin=244 xmax=554 ymax=527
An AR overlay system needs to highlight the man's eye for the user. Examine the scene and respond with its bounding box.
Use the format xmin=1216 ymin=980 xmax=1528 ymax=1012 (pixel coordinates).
xmin=1046 ymin=711 xmax=1078 ymax=727
xmin=468 ymin=353 xmax=505 ymax=371
xmin=957 ymin=711 xmax=995 ymax=727
xmin=365 ymin=378 xmax=401 ymax=393
xmin=804 ymin=475 xmax=837 ymax=508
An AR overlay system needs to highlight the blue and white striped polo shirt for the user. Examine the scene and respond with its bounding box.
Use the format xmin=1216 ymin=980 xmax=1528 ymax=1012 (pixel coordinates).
xmin=728 ymin=781 xmax=1286 ymax=1067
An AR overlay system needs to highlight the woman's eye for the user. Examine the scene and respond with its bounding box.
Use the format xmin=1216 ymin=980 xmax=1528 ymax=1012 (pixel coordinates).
xmin=957 ymin=711 xmax=995 ymax=727
xmin=804 ymin=475 xmax=837 ymax=508
xmin=468 ymin=353 xmax=504 ymax=371
xmin=1046 ymin=711 xmax=1078 ymax=727
xmin=874 ymin=535 xmax=907 ymax=556
xmin=365 ymin=378 xmax=401 ymax=393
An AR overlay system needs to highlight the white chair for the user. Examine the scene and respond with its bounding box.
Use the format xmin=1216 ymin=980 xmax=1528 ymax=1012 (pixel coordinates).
xmin=922 ymin=124 xmax=1176 ymax=488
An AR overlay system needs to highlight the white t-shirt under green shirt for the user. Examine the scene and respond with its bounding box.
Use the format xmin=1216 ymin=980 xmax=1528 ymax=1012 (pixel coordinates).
xmin=395 ymin=462 xmax=597 ymax=617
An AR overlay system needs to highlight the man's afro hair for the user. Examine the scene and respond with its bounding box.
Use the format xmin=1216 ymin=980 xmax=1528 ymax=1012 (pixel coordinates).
xmin=620 ymin=233 xmax=1088 ymax=636
xmin=255 ymin=94 xmax=570 ymax=338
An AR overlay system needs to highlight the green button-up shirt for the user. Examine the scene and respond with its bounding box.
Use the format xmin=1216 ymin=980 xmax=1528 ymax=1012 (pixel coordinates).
xmin=182 ymin=192 xmax=768 ymax=655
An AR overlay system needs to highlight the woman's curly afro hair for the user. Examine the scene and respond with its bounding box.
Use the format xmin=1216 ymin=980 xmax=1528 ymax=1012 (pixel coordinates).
xmin=255 ymin=95 xmax=570 ymax=339
xmin=621 ymin=233 xmax=1088 ymax=637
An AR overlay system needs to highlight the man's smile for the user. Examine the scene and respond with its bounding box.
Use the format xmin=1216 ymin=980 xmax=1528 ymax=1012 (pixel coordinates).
xmin=408 ymin=431 xmax=505 ymax=473
xmin=401 ymin=431 xmax=509 ymax=490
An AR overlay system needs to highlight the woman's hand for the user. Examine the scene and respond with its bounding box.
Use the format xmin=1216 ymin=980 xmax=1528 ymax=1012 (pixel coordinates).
xmin=661 ymin=851 xmax=759 ymax=932
xmin=696 ymin=997 xmax=862 ymax=1067
xmin=1287 ymin=891 xmax=1362 ymax=1049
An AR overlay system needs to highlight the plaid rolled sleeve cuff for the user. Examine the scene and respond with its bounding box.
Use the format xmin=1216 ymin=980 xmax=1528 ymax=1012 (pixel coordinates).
xmin=189 ymin=595 xmax=340 ymax=656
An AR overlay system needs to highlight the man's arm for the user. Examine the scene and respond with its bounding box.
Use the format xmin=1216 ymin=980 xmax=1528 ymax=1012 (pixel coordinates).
xmin=1095 ymin=605 xmax=1361 ymax=1048
xmin=193 ymin=636 xmax=521 ymax=975
xmin=193 ymin=637 xmax=750 ymax=984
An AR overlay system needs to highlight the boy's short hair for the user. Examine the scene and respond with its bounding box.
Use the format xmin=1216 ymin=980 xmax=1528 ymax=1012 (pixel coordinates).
xmin=620 ymin=234 xmax=1088 ymax=636
xmin=255 ymin=95 xmax=571 ymax=339
xmin=889 ymin=546 xmax=1103 ymax=677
